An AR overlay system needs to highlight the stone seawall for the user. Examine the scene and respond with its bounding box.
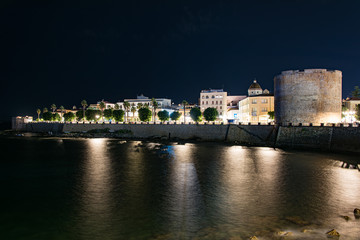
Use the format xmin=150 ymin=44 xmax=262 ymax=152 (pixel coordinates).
xmin=17 ymin=123 xmax=360 ymax=153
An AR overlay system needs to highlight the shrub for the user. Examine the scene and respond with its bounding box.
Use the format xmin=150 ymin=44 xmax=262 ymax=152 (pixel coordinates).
xmin=87 ymin=128 xmax=110 ymax=133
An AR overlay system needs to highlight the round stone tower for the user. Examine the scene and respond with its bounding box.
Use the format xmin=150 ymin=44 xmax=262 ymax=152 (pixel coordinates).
xmin=274 ymin=69 xmax=342 ymax=125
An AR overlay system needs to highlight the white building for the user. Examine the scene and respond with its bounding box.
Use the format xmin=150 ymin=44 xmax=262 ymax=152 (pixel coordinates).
xmin=200 ymin=89 xmax=246 ymax=122
xmin=117 ymin=95 xmax=173 ymax=121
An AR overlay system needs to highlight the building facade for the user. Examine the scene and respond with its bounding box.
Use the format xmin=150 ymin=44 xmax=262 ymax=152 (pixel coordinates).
xmin=200 ymin=89 xmax=228 ymax=121
xmin=200 ymin=89 xmax=246 ymax=122
xmin=238 ymin=80 xmax=274 ymax=124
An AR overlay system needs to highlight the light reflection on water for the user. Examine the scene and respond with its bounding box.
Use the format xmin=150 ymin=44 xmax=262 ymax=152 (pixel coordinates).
xmin=1 ymin=138 xmax=360 ymax=240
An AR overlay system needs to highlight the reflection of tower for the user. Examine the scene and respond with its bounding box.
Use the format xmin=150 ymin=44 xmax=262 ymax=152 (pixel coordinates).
xmin=248 ymin=79 xmax=263 ymax=96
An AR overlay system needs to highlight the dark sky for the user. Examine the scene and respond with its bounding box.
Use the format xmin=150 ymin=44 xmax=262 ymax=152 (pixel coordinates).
xmin=1 ymin=0 xmax=360 ymax=121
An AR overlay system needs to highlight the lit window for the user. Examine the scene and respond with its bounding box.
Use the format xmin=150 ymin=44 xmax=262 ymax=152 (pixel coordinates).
xmin=261 ymin=99 xmax=268 ymax=103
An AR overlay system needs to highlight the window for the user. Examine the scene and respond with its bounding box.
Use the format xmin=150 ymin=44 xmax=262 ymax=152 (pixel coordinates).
xmin=220 ymin=101 xmax=222 ymax=104
xmin=206 ymin=101 xmax=208 ymax=104
xmin=261 ymin=99 xmax=268 ymax=103
xmin=206 ymin=96 xmax=209 ymax=99
xmin=202 ymin=96 xmax=204 ymax=99
xmin=212 ymin=101 xmax=214 ymax=104
xmin=202 ymin=101 xmax=204 ymax=105
xmin=252 ymin=99 xmax=257 ymax=104
xmin=262 ymin=107 xmax=268 ymax=112
xmin=220 ymin=106 xmax=222 ymax=109
xmin=212 ymin=95 xmax=215 ymax=98
xmin=216 ymin=101 xmax=218 ymax=104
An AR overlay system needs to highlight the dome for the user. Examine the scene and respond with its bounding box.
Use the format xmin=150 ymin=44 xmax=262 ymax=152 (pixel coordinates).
xmin=249 ymin=79 xmax=262 ymax=89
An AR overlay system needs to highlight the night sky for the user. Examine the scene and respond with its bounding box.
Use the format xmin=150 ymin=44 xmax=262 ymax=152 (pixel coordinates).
xmin=1 ymin=0 xmax=360 ymax=121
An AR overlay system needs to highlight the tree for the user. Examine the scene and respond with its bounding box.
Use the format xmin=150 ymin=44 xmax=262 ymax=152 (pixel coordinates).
xmin=114 ymin=103 xmax=120 ymax=110
xmin=170 ymin=111 xmax=182 ymax=121
xmin=157 ymin=110 xmax=170 ymax=122
xmin=43 ymin=107 xmax=48 ymax=113
xmin=268 ymin=111 xmax=275 ymax=120
xmin=203 ymin=108 xmax=218 ymax=122
xmin=123 ymin=101 xmax=130 ymax=122
xmin=352 ymin=86 xmax=360 ymax=98
xmin=138 ymin=107 xmax=152 ymax=122
xmin=52 ymin=113 xmax=61 ymax=121
xmin=59 ymin=106 xmax=65 ymax=120
xmin=356 ymin=104 xmax=360 ymax=121
xmin=43 ymin=112 xmax=52 ymax=121
xmin=63 ymin=112 xmax=75 ymax=122
xmin=151 ymin=98 xmax=158 ymax=122
xmin=81 ymin=100 xmax=88 ymax=121
xmin=51 ymin=104 xmax=57 ymax=113
xmin=190 ymin=107 xmax=202 ymax=122
xmin=76 ymin=111 xmax=83 ymax=121
xmin=36 ymin=109 xmax=41 ymax=121
xmin=131 ymin=106 xmax=137 ymax=121
xmin=182 ymin=100 xmax=188 ymax=123
xmin=113 ymin=110 xmax=125 ymax=122
xmin=137 ymin=103 xmax=143 ymax=109
xmin=85 ymin=109 xmax=101 ymax=121
xmin=103 ymin=109 xmax=113 ymax=121
xmin=99 ymin=101 xmax=106 ymax=121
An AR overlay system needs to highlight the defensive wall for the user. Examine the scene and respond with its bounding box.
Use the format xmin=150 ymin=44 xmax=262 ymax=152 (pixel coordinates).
xmin=15 ymin=122 xmax=360 ymax=153
xmin=274 ymin=69 xmax=342 ymax=125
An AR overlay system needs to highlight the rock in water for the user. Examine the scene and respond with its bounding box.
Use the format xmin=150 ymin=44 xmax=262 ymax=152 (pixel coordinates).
xmin=326 ymin=229 xmax=340 ymax=237
xmin=354 ymin=208 xmax=360 ymax=219
xmin=341 ymin=215 xmax=350 ymax=221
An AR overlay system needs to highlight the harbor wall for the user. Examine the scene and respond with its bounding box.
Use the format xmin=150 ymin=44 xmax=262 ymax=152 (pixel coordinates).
xmin=15 ymin=122 xmax=360 ymax=153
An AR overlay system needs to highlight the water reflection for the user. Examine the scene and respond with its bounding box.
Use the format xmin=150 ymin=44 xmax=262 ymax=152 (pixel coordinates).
xmin=163 ymin=144 xmax=203 ymax=238
xmin=77 ymin=138 xmax=114 ymax=239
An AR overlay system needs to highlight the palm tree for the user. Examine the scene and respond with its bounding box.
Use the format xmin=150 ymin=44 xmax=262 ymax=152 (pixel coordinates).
xmin=352 ymin=86 xmax=360 ymax=98
xmin=123 ymin=101 xmax=130 ymax=122
xmin=182 ymin=100 xmax=188 ymax=123
xmin=43 ymin=107 xmax=48 ymax=113
xmin=36 ymin=109 xmax=41 ymax=120
xmin=51 ymin=104 xmax=56 ymax=113
xmin=59 ymin=106 xmax=65 ymax=120
xmin=99 ymin=101 xmax=106 ymax=121
xmin=151 ymin=98 xmax=158 ymax=123
xmin=131 ymin=106 xmax=137 ymax=121
xmin=81 ymin=100 xmax=88 ymax=121
xmin=114 ymin=103 xmax=120 ymax=110
xmin=137 ymin=103 xmax=143 ymax=109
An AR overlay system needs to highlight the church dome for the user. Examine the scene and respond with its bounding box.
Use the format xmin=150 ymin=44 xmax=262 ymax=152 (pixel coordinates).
xmin=249 ymin=79 xmax=262 ymax=89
